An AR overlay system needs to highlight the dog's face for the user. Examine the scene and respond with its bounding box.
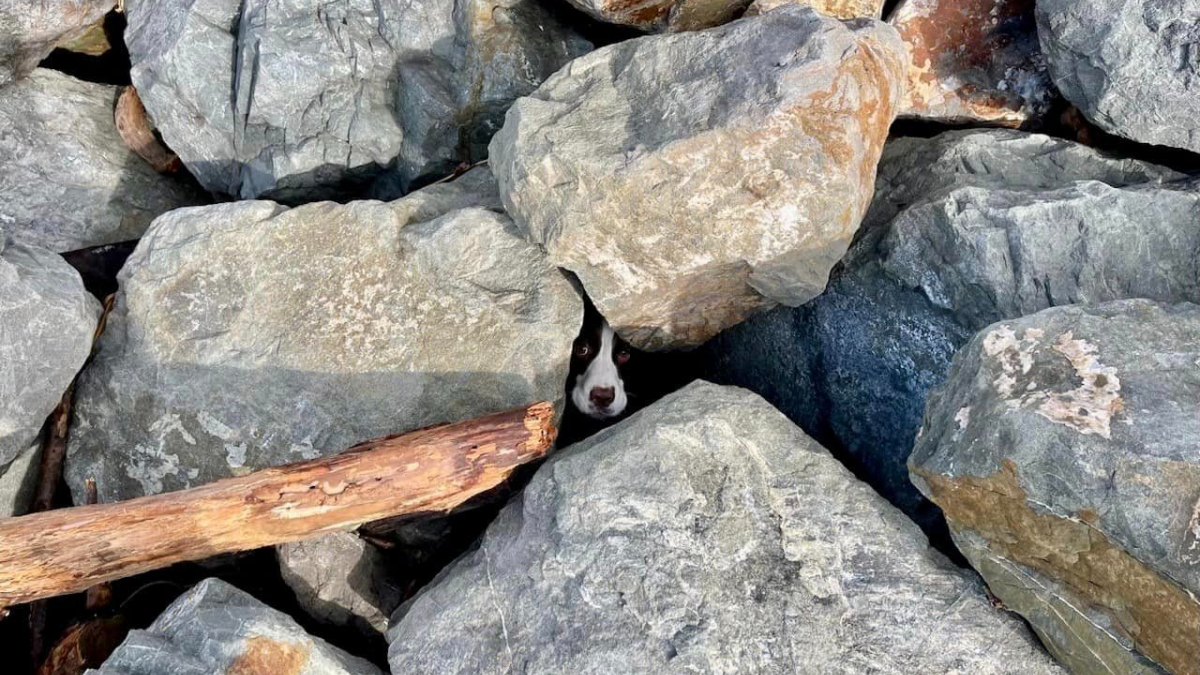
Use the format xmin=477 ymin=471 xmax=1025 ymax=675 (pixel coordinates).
xmin=569 ymin=315 xmax=631 ymax=420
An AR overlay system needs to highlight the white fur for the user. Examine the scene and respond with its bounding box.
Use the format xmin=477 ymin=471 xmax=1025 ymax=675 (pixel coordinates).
xmin=571 ymin=322 xmax=628 ymax=419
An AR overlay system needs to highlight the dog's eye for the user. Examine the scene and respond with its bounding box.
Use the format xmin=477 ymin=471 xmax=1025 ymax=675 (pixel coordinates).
xmin=574 ymin=343 xmax=590 ymax=357
xmin=616 ymin=350 xmax=631 ymax=365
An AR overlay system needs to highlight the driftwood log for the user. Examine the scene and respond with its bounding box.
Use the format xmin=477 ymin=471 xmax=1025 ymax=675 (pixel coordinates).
xmin=0 ymin=403 xmax=555 ymax=610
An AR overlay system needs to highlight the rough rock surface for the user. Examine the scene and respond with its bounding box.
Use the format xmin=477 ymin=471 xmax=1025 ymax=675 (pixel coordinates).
xmin=0 ymin=0 xmax=115 ymax=87
xmin=0 ymin=441 xmax=40 ymax=517
xmin=1038 ymin=0 xmax=1200 ymax=154
xmin=388 ymin=381 xmax=1065 ymax=674
xmin=66 ymin=168 xmax=582 ymax=502
xmin=701 ymin=129 xmax=1192 ymax=534
xmin=277 ymin=532 xmax=402 ymax=637
xmin=890 ymin=0 xmax=1056 ymax=126
xmin=745 ymin=0 xmax=883 ymax=20
xmin=125 ymin=0 xmax=589 ymax=201
xmin=492 ymin=6 xmax=905 ymax=349
xmin=88 ymin=578 xmax=382 ymax=675
xmin=1 ymin=233 xmax=99 ymax=510
xmin=394 ymin=0 xmax=591 ymax=191
xmin=0 ymin=69 xmax=203 ymax=253
xmin=910 ymin=301 xmax=1200 ymax=675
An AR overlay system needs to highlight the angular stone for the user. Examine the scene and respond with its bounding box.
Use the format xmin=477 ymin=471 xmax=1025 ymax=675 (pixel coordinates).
xmin=66 ymin=168 xmax=582 ymax=502
xmin=0 ymin=0 xmax=115 ymax=87
xmin=745 ymin=0 xmax=883 ymax=20
xmin=393 ymin=0 xmax=591 ymax=191
xmin=910 ymin=300 xmax=1200 ymax=675
xmin=0 ymin=69 xmax=204 ymax=253
xmin=277 ymin=532 xmax=402 ymax=637
xmin=700 ymin=129 xmax=1191 ymax=534
xmin=492 ymin=6 xmax=905 ymax=350
xmin=1 ymin=234 xmax=99 ymax=507
xmin=388 ymin=381 xmax=1065 ymax=674
xmin=89 ymin=577 xmax=382 ymax=675
xmin=890 ymin=0 xmax=1056 ymax=126
xmin=125 ymin=0 xmax=589 ymax=201
xmin=1037 ymin=0 xmax=1200 ymax=154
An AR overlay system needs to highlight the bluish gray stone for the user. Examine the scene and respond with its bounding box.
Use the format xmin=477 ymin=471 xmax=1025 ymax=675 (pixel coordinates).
xmin=388 ymin=381 xmax=1065 ymax=675
xmin=88 ymin=578 xmax=382 ymax=675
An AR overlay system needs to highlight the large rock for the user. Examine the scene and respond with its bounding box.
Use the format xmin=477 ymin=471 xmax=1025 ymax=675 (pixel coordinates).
xmin=1037 ymin=0 xmax=1200 ymax=154
xmin=0 ymin=69 xmax=204 ymax=253
xmin=0 ymin=234 xmax=99 ymax=514
xmin=277 ymin=532 xmax=402 ymax=638
xmin=701 ymin=129 xmax=1192 ymax=535
xmin=0 ymin=0 xmax=114 ymax=87
xmin=66 ymin=168 xmax=582 ymax=503
xmin=88 ymin=577 xmax=382 ymax=675
xmin=890 ymin=0 xmax=1056 ymax=126
xmin=491 ymin=6 xmax=906 ymax=350
xmin=910 ymin=300 xmax=1200 ymax=675
xmin=388 ymin=381 xmax=1065 ymax=674
xmin=125 ymin=0 xmax=589 ymax=202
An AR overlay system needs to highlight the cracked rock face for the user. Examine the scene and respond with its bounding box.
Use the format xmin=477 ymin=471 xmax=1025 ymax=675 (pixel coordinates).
xmin=910 ymin=300 xmax=1200 ymax=675
xmin=1037 ymin=0 xmax=1200 ymax=154
xmin=387 ymin=381 xmax=1065 ymax=674
xmin=700 ymin=129 xmax=1194 ymax=536
xmin=0 ymin=234 xmax=99 ymax=516
xmin=491 ymin=6 xmax=905 ymax=350
xmin=0 ymin=69 xmax=204 ymax=253
xmin=90 ymin=578 xmax=382 ymax=675
xmin=0 ymin=0 xmax=115 ymax=88
xmin=65 ymin=168 xmax=582 ymax=503
xmin=277 ymin=532 xmax=403 ymax=638
xmin=890 ymin=0 xmax=1057 ymax=126
xmin=124 ymin=0 xmax=589 ymax=202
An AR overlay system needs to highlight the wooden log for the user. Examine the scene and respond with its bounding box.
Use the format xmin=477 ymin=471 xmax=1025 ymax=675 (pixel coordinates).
xmin=0 ymin=403 xmax=554 ymax=609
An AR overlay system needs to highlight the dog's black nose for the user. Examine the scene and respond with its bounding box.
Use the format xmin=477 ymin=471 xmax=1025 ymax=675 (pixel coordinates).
xmin=590 ymin=387 xmax=616 ymax=408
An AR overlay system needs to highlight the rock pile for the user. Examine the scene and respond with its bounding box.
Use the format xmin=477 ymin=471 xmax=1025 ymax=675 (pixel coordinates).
xmin=0 ymin=2 xmax=1197 ymax=674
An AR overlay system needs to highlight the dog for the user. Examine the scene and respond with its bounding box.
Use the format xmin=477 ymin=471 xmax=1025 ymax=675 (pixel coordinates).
xmin=557 ymin=301 xmax=696 ymax=447
xmin=569 ymin=312 xmax=632 ymax=421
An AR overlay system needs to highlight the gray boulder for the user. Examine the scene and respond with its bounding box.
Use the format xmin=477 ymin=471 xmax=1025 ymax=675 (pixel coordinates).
xmin=125 ymin=0 xmax=588 ymax=202
xmin=701 ymin=129 xmax=1193 ymax=535
xmin=0 ymin=234 xmax=99 ymax=514
xmin=490 ymin=6 xmax=906 ymax=350
xmin=1037 ymin=0 xmax=1200 ymax=153
xmin=910 ymin=300 xmax=1200 ymax=675
xmin=0 ymin=69 xmax=204 ymax=253
xmin=393 ymin=0 xmax=591 ymax=192
xmin=66 ymin=168 xmax=582 ymax=502
xmin=0 ymin=0 xmax=114 ymax=87
xmin=277 ymin=532 xmax=402 ymax=637
xmin=87 ymin=577 xmax=382 ymax=675
xmin=388 ymin=381 xmax=1065 ymax=675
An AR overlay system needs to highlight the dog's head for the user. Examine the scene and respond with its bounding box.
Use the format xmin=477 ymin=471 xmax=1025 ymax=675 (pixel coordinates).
xmin=569 ymin=310 xmax=632 ymax=420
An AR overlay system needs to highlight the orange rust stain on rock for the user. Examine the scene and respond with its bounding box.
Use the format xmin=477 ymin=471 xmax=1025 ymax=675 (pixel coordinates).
xmin=227 ymin=636 xmax=311 ymax=675
xmin=746 ymin=0 xmax=883 ymax=20
xmin=893 ymin=0 xmax=1034 ymax=123
xmin=916 ymin=460 xmax=1200 ymax=675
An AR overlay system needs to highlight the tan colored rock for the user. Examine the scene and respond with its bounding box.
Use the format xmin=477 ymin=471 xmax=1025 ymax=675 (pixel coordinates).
xmin=0 ymin=0 xmax=116 ymax=87
xmin=890 ymin=0 xmax=1056 ymax=126
xmin=745 ymin=0 xmax=883 ymax=20
xmin=491 ymin=7 xmax=905 ymax=350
